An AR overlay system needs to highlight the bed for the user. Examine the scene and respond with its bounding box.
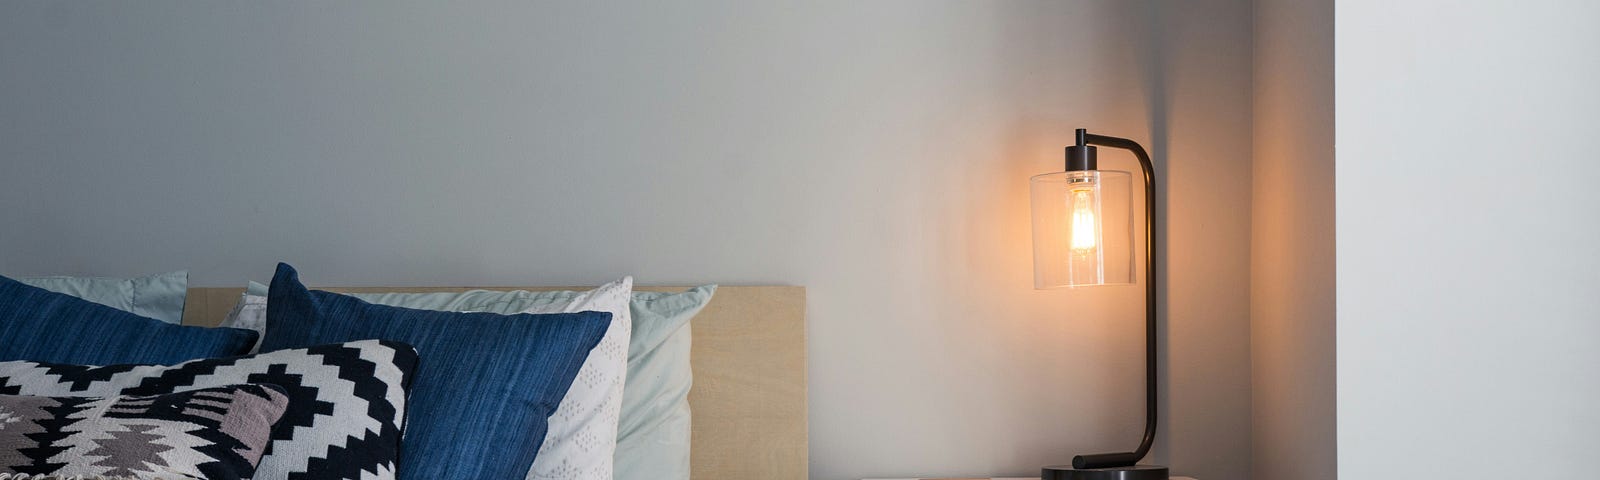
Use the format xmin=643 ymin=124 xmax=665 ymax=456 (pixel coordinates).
xmin=180 ymin=285 xmax=808 ymax=480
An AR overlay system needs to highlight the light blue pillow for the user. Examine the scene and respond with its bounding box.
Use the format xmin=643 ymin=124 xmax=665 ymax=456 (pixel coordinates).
xmin=245 ymin=280 xmax=269 ymax=297
xmin=19 ymin=270 xmax=188 ymax=324
xmin=350 ymin=288 xmax=562 ymax=314
xmin=341 ymin=285 xmax=714 ymax=480
xmin=611 ymin=288 xmax=710 ymax=480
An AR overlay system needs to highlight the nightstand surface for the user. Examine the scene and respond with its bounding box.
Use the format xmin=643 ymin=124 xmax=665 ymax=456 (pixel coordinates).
xmin=863 ymin=477 xmax=1197 ymax=480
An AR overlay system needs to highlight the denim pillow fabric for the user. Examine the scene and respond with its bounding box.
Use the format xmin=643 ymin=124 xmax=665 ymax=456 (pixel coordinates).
xmin=0 ymin=274 xmax=256 ymax=365
xmin=259 ymin=263 xmax=611 ymax=480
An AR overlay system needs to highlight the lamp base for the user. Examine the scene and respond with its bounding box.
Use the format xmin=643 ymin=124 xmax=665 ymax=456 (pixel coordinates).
xmin=1042 ymin=464 xmax=1168 ymax=480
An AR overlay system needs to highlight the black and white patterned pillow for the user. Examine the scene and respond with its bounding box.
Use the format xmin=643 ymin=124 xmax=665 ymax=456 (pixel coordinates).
xmin=0 ymin=340 xmax=417 ymax=480
xmin=0 ymin=384 xmax=290 ymax=480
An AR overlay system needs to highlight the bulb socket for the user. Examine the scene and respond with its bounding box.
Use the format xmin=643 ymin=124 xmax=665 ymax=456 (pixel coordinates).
xmin=1065 ymin=145 xmax=1098 ymax=171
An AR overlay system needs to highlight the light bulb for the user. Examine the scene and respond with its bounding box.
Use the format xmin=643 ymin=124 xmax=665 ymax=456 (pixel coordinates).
xmin=1032 ymin=168 xmax=1130 ymax=287
xmin=1069 ymin=187 xmax=1099 ymax=253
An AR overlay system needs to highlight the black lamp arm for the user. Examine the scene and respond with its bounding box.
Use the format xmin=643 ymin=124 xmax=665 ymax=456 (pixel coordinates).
xmin=1071 ymin=129 xmax=1158 ymax=470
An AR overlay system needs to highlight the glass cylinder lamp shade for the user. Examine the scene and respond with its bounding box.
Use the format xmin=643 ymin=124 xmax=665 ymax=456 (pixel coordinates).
xmin=1030 ymin=170 xmax=1134 ymax=288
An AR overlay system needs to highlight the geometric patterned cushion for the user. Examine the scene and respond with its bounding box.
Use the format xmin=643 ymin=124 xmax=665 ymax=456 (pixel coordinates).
xmin=0 ymin=340 xmax=418 ymax=480
xmin=0 ymin=384 xmax=290 ymax=480
xmin=0 ymin=475 xmax=154 ymax=479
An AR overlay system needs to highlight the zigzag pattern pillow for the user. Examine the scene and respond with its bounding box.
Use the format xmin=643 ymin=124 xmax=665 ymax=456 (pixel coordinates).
xmin=0 ymin=475 xmax=166 ymax=479
xmin=0 ymin=384 xmax=289 ymax=480
xmin=0 ymin=340 xmax=417 ymax=480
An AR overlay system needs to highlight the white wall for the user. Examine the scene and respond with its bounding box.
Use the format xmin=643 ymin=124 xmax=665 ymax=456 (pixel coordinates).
xmin=1337 ymin=1 xmax=1600 ymax=478
xmin=1251 ymin=0 xmax=1335 ymax=479
xmin=0 ymin=2 xmax=1253 ymax=478
xmin=1152 ymin=2 xmax=1254 ymax=478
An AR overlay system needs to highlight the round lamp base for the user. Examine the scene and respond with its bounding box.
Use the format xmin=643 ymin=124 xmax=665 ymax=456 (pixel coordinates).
xmin=1042 ymin=464 xmax=1168 ymax=480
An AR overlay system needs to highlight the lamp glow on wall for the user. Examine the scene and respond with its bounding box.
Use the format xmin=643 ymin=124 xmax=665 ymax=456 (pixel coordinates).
xmin=1031 ymin=129 xmax=1166 ymax=480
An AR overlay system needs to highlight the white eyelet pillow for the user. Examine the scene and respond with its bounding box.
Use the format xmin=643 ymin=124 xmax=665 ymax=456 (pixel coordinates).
xmin=517 ymin=278 xmax=632 ymax=480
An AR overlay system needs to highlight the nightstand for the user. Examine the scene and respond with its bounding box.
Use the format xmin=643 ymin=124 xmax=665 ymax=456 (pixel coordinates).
xmin=864 ymin=473 xmax=1203 ymax=476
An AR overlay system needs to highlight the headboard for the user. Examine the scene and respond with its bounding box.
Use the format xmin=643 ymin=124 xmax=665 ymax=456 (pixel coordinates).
xmin=182 ymin=285 xmax=807 ymax=480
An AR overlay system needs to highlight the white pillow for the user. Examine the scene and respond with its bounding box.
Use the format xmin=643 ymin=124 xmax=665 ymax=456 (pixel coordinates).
xmin=219 ymin=291 xmax=266 ymax=352
xmin=219 ymin=278 xmax=634 ymax=480
xmin=519 ymin=278 xmax=632 ymax=480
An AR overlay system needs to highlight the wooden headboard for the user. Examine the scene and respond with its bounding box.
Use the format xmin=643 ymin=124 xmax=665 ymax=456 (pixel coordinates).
xmin=182 ymin=285 xmax=807 ymax=480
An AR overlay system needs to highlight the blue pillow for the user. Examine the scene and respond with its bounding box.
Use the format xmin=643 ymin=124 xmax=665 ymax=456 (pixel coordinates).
xmin=259 ymin=263 xmax=611 ymax=480
xmin=241 ymin=280 xmax=713 ymax=480
xmin=0 ymin=274 xmax=258 ymax=365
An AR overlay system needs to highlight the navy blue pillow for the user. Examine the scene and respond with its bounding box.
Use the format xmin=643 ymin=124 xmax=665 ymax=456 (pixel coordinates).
xmin=259 ymin=263 xmax=611 ymax=480
xmin=0 ymin=274 xmax=257 ymax=365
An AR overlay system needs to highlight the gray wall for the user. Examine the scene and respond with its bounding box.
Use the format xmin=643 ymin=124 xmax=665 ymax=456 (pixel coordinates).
xmin=1251 ymin=0 xmax=1335 ymax=479
xmin=0 ymin=2 xmax=1253 ymax=478
xmin=1337 ymin=1 xmax=1600 ymax=477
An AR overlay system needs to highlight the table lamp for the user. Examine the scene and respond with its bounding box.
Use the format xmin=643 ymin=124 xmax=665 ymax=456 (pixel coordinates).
xmin=1031 ymin=129 xmax=1167 ymax=480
